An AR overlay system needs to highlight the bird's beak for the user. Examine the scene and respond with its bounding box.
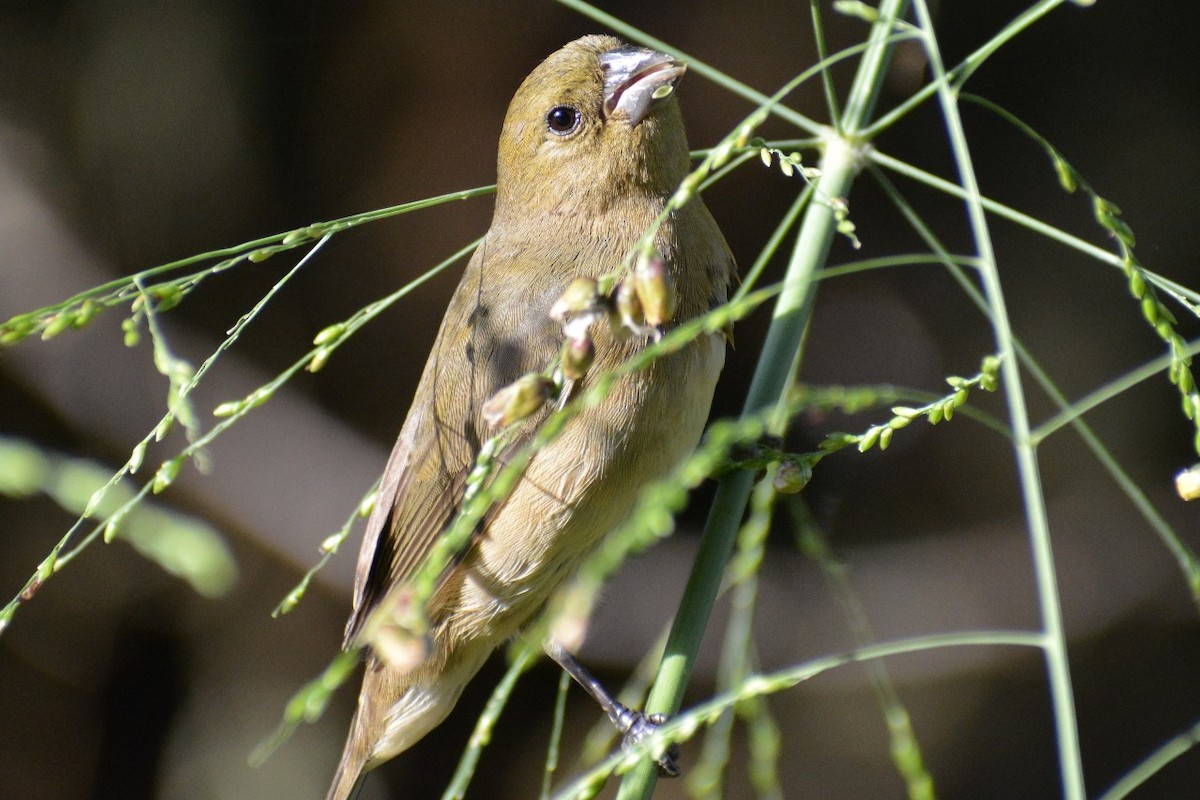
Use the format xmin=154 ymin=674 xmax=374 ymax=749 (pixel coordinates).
xmin=599 ymin=47 xmax=686 ymax=126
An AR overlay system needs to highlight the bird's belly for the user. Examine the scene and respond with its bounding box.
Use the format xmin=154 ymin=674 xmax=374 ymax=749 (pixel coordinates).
xmin=444 ymin=330 xmax=725 ymax=643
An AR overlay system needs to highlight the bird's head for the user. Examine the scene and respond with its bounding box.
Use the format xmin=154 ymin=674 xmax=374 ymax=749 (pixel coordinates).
xmin=495 ymin=35 xmax=691 ymax=218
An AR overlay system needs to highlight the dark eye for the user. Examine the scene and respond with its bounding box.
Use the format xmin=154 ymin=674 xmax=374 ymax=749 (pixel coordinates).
xmin=546 ymin=105 xmax=581 ymax=135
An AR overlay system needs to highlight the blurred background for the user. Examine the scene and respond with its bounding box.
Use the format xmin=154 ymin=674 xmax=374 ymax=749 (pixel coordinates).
xmin=2 ymin=1 xmax=1199 ymax=798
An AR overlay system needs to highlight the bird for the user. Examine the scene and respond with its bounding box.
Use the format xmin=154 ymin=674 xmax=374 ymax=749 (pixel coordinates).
xmin=326 ymin=34 xmax=736 ymax=800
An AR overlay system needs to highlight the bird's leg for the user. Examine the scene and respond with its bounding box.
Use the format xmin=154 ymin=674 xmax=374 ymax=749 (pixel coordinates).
xmin=545 ymin=640 xmax=681 ymax=777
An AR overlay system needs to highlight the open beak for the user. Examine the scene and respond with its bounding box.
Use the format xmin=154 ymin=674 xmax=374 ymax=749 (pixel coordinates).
xmin=599 ymin=46 xmax=686 ymax=125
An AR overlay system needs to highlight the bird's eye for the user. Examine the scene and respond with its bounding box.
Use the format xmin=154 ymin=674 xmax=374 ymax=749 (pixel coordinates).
xmin=546 ymin=105 xmax=581 ymax=135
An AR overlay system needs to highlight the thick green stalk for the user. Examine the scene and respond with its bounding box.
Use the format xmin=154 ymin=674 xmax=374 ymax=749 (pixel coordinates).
xmin=614 ymin=2 xmax=910 ymax=797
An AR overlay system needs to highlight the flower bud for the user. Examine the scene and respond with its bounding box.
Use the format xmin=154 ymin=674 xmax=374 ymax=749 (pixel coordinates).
xmin=152 ymin=456 xmax=182 ymax=494
xmin=1176 ymin=466 xmax=1200 ymax=501
xmin=773 ymin=460 xmax=811 ymax=494
xmin=614 ymin=277 xmax=644 ymax=330
xmin=550 ymin=277 xmax=600 ymax=322
xmin=41 ymin=313 xmax=73 ymax=340
xmin=369 ymin=587 xmax=429 ymax=674
xmin=634 ymin=255 xmax=677 ymax=327
xmin=560 ymin=334 xmax=595 ymax=381
xmin=482 ymin=374 xmax=555 ymax=428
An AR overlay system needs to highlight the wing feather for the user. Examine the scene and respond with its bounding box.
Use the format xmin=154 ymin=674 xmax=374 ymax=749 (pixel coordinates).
xmin=344 ymin=240 xmax=560 ymax=644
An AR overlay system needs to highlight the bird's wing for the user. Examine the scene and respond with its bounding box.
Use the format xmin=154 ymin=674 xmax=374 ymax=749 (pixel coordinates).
xmin=344 ymin=242 xmax=561 ymax=645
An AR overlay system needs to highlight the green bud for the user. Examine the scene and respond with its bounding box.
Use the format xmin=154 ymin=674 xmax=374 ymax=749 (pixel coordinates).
xmin=1127 ymin=268 xmax=1145 ymax=297
xmin=615 ymin=277 xmax=644 ymax=329
xmin=128 ymin=440 xmax=147 ymax=474
xmin=772 ymin=460 xmax=811 ymax=494
xmin=482 ymin=374 xmax=555 ymax=428
xmin=734 ymin=124 xmax=754 ymax=149
xmin=368 ymin=586 xmax=429 ymax=671
xmin=103 ymin=509 xmax=126 ymax=543
xmin=372 ymin=623 xmax=429 ymax=674
xmin=282 ymin=228 xmax=309 ymax=245
xmin=710 ymin=138 xmax=733 ymax=169
xmin=153 ymin=457 xmax=182 ymax=493
xmin=1176 ymin=466 xmax=1200 ymax=501
xmin=1053 ymin=155 xmax=1076 ymax=193
xmin=560 ymin=335 xmax=595 ymax=381
xmin=833 ymin=0 xmax=879 ymax=22
xmin=36 ymin=553 xmax=58 ymax=580
xmin=313 ymin=323 xmax=346 ymax=346
xmin=73 ymin=299 xmax=99 ymax=329
xmin=1178 ymin=366 xmax=1194 ymax=395
xmin=1 ymin=327 xmax=28 ymax=345
xmin=550 ymin=277 xmax=600 ymax=322
xmin=307 ymin=347 xmax=331 ymax=373
xmin=359 ymin=489 xmax=377 ymax=518
xmin=212 ymin=400 xmax=242 ymax=418
xmin=153 ymin=285 xmax=183 ymax=312
xmin=41 ymin=313 xmax=72 ymax=340
xmin=634 ymin=255 xmax=677 ymax=327
xmin=84 ymin=485 xmax=107 ymax=518
xmin=122 ymin=317 xmax=141 ymax=347
xmin=247 ymin=389 xmax=272 ymax=409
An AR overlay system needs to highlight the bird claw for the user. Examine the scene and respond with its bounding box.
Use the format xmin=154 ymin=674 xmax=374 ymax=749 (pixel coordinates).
xmin=615 ymin=707 xmax=681 ymax=778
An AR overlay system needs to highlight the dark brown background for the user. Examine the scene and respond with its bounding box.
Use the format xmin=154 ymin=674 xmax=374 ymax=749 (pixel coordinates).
xmin=2 ymin=2 xmax=1198 ymax=798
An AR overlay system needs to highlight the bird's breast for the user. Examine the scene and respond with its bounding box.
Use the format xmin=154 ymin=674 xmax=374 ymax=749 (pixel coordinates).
xmin=446 ymin=326 xmax=725 ymax=642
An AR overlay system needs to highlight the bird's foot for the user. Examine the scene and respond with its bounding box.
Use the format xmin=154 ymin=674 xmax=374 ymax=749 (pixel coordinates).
xmin=612 ymin=704 xmax=681 ymax=778
xmin=545 ymin=641 xmax=681 ymax=777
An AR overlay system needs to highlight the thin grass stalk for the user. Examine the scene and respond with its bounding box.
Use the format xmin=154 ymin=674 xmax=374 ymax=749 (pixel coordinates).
xmin=910 ymin=1 xmax=1083 ymax=796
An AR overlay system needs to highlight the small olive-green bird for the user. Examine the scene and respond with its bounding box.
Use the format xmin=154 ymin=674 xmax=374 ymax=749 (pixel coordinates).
xmin=327 ymin=34 xmax=735 ymax=799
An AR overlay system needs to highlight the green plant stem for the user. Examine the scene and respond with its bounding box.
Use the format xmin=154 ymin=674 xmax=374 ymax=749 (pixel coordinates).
xmin=871 ymin=163 xmax=1200 ymax=610
xmin=911 ymin=1 xmax=1083 ymax=797
xmin=614 ymin=3 xmax=910 ymax=797
xmin=1096 ymin=717 xmax=1200 ymax=800
xmin=869 ymin=149 xmax=1123 ymax=272
xmin=441 ymin=644 xmax=538 ymax=800
xmin=1033 ymin=338 xmax=1200 ymax=444
xmin=556 ymin=630 xmax=1044 ymax=800
xmin=541 ymin=667 xmax=573 ymax=800
xmin=862 ymin=0 xmax=1068 ymax=139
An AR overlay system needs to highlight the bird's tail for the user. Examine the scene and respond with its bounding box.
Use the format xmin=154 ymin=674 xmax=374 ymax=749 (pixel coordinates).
xmin=326 ymin=735 xmax=369 ymax=800
xmin=325 ymin=639 xmax=493 ymax=799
